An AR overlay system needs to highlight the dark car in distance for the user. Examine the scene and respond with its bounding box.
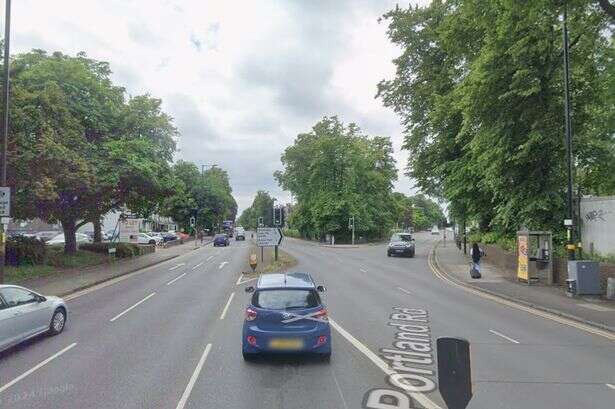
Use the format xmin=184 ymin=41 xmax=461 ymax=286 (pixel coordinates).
xmin=213 ymin=234 xmax=230 ymax=247
xmin=387 ymin=233 xmax=415 ymax=258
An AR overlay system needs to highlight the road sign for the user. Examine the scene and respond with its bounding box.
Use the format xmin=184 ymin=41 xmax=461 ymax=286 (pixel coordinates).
xmin=0 ymin=187 xmax=10 ymax=217
xmin=119 ymin=218 xmax=140 ymax=243
xmin=256 ymin=227 xmax=283 ymax=247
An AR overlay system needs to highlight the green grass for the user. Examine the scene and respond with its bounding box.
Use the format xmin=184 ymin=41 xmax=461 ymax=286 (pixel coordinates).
xmin=6 ymin=249 xmax=109 ymax=283
xmin=263 ymin=250 xmax=298 ymax=273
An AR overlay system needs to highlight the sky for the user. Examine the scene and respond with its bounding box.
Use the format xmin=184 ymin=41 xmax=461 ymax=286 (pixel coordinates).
xmin=9 ymin=0 xmax=427 ymax=214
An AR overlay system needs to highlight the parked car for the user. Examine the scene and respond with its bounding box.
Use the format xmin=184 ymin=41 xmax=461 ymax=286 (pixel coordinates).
xmin=162 ymin=232 xmax=178 ymax=242
xmin=148 ymin=232 xmax=165 ymax=245
xmin=213 ymin=234 xmax=229 ymax=247
xmin=137 ymin=233 xmax=157 ymax=245
xmin=83 ymin=231 xmax=110 ymax=242
xmin=0 ymin=285 xmax=68 ymax=353
xmin=242 ymin=272 xmax=331 ymax=361
xmin=36 ymin=230 xmax=62 ymax=242
xmin=47 ymin=233 xmax=92 ymax=246
xmin=387 ymin=232 xmax=415 ymax=257
xmin=235 ymin=227 xmax=246 ymax=241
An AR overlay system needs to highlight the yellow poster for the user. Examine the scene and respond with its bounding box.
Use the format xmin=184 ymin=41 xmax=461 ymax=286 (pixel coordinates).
xmin=517 ymin=235 xmax=529 ymax=281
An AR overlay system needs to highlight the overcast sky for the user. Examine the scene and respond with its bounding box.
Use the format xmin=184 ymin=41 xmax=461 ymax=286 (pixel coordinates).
xmin=10 ymin=0 xmax=426 ymax=214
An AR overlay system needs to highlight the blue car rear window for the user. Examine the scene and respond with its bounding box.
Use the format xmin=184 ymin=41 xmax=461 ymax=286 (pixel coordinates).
xmin=253 ymin=289 xmax=319 ymax=310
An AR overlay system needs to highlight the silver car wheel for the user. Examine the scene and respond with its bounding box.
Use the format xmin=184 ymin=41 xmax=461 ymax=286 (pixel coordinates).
xmin=52 ymin=310 xmax=65 ymax=332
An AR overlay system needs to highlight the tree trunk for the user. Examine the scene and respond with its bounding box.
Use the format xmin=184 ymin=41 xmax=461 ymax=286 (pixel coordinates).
xmin=62 ymin=219 xmax=78 ymax=255
xmin=93 ymin=218 xmax=102 ymax=243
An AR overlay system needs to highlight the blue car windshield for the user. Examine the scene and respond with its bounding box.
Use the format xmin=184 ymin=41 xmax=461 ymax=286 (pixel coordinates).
xmin=254 ymin=289 xmax=319 ymax=310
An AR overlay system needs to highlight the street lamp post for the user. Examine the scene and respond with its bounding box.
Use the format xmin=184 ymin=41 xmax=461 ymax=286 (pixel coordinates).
xmin=0 ymin=0 xmax=11 ymax=284
xmin=563 ymin=4 xmax=575 ymax=260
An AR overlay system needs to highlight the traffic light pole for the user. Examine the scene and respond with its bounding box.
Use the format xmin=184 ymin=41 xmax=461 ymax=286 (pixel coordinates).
xmin=563 ymin=5 xmax=576 ymax=261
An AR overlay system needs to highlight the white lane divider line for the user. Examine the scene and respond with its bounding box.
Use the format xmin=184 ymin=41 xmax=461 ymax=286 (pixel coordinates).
xmin=218 ymin=261 xmax=228 ymax=270
xmin=489 ymin=329 xmax=520 ymax=344
xmin=192 ymin=262 xmax=203 ymax=270
xmin=110 ymin=292 xmax=156 ymax=322
xmin=207 ymin=255 xmax=214 ymax=261
xmin=175 ymin=343 xmax=212 ymax=409
xmin=169 ymin=263 xmax=186 ymax=271
xmin=360 ymin=268 xmax=367 ymax=273
xmin=219 ymin=292 xmax=235 ymax=320
xmin=606 ymin=383 xmax=615 ymax=390
xmin=397 ymin=287 xmax=412 ymax=295
xmin=235 ymin=274 xmax=244 ymax=285
xmin=0 ymin=342 xmax=77 ymax=394
xmin=167 ymin=273 xmax=187 ymax=286
xmin=329 ymin=319 xmax=442 ymax=409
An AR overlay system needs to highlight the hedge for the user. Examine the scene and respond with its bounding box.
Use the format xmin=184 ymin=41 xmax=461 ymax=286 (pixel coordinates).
xmin=79 ymin=242 xmax=146 ymax=258
xmin=6 ymin=236 xmax=47 ymax=266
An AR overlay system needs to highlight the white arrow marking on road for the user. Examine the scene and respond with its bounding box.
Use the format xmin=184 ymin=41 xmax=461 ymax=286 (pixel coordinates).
xmin=605 ymin=383 xmax=615 ymax=390
xmin=169 ymin=263 xmax=185 ymax=271
xmin=329 ymin=318 xmax=442 ymax=409
xmin=175 ymin=343 xmax=212 ymax=409
xmin=235 ymin=274 xmax=259 ymax=285
xmin=0 ymin=343 xmax=78 ymax=394
xmin=397 ymin=287 xmax=412 ymax=295
xmin=219 ymin=292 xmax=235 ymax=320
xmin=167 ymin=273 xmax=187 ymax=286
xmin=489 ymin=329 xmax=520 ymax=344
xmin=192 ymin=262 xmax=203 ymax=270
xmin=218 ymin=261 xmax=228 ymax=270
xmin=110 ymin=292 xmax=156 ymax=322
xmin=360 ymin=268 xmax=367 ymax=273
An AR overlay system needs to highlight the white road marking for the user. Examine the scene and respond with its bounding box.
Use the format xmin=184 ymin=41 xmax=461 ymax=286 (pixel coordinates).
xmin=218 ymin=261 xmax=228 ymax=270
xmin=329 ymin=318 xmax=442 ymax=409
xmin=167 ymin=273 xmax=187 ymax=286
xmin=489 ymin=329 xmax=520 ymax=344
xmin=175 ymin=343 xmax=212 ymax=409
xmin=397 ymin=287 xmax=412 ymax=295
xmin=331 ymin=368 xmax=349 ymax=409
xmin=110 ymin=292 xmax=156 ymax=322
xmin=360 ymin=268 xmax=367 ymax=273
xmin=192 ymin=262 xmax=204 ymax=270
xmin=235 ymin=274 xmax=244 ymax=285
xmin=169 ymin=263 xmax=186 ymax=271
xmin=606 ymin=383 xmax=615 ymax=390
xmin=0 ymin=343 xmax=77 ymax=394
xmin=206 ymin=255 xmax=214 ymax=261
xmin=219 ymin=292 xmax=235 ymax=320
xmin=235 ymin=274 xmax=258 ymax=285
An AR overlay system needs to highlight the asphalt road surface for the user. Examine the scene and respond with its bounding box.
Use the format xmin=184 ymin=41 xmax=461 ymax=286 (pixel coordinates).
xmin=1 ymin=233 xmax=613 ymax=409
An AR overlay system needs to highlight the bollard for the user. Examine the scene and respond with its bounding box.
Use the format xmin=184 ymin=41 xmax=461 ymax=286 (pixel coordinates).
xmin=607 ymin=277 xmax=615 ymax=300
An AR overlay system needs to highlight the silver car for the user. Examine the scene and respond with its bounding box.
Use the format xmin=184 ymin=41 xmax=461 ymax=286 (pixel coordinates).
xmin=0 ymin=285 xmax=68 ymax=353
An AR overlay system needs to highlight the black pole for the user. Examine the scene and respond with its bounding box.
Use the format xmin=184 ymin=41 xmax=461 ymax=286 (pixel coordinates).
xmin=0 ymin=0 xmax=11 ymax=284
xmin=462 ymin=217 xmax=467 ymax=255
xmin=563 ymin=5 xmax=575 ymax=261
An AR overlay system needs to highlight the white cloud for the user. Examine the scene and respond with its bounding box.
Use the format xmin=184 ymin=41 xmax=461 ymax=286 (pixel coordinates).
xmin=8 ymin=0 xmax=424 ymax=213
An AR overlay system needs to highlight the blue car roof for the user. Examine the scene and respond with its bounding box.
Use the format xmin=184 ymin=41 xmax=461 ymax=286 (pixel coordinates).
xmin=257 ymin=272 xmax=315 ymax=289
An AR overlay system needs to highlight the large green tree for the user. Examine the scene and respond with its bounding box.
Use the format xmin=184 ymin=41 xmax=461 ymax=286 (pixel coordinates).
xmin=238 ymin=190 xmax=275 ymax=230
xmin=378 ymin=0 xmax=615 ymax=236
xmin=8 ymin=50 xmax=177 ymax=252
xmin=275 ymin=116 xmax=397 ymax=241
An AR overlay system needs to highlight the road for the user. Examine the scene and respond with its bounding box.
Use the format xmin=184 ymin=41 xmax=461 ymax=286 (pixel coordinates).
xmin=1 ymin=233 xmax=614 ymax=408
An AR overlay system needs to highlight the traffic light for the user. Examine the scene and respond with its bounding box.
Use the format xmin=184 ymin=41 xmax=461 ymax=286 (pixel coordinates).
xmin=273 ymin=206 xmax=283 ymax=226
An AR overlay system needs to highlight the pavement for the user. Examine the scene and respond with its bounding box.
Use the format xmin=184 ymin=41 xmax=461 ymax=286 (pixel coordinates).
xmin=14 ymin=239 xmax=213 ymax=297
xmin=434 ymin=241 xmax=615 ymax=331
xmin=0 ymin=232 xmax=614 ymax=409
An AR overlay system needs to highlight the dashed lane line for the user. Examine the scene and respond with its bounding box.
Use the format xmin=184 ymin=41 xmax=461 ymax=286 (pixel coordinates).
xmin=167 ymin=273 xmax=187 ymax=286
xmin=489 ymin=329 xmax=520 ymax=344
xmin=110 ymin=292 xmax=156 ymax=322
xmin=175 ymin=343 xmax=212 ymax=409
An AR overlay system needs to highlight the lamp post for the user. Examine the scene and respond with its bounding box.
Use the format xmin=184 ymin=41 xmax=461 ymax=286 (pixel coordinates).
xmin=562 ymin=4 xmax=575 ymax=260
xmin=0 ymin=0 xmax=12 ymax=284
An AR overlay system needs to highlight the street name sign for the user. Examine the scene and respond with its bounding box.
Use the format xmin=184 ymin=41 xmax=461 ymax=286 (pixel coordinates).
xmin=257 ymin=227 xmax=283 ymax=247
xmin=0 ymin=187 xmax=10 ymax=217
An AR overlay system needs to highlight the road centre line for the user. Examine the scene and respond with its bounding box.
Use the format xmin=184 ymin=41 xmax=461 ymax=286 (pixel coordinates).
xmin=167 ymin=273 xmax=187 ymax=286
xmin=207 ymin=255 xmax=214 ymax=261
xmin=489 ymin=329 xmax=520 ymax=344
xmin=169 ymin=263 xmax=186 ymax=271
xmin=397 ymin=287 xmax=412 ymax=295
xmin=329 ymin=318 xmax=442 ymax=409
xmin=110 ymin=292 xmax=156 ymax=322
xmin=428 ymin=246 xmax=615 ymax=342
xmin=220 ymin=292 xmax=235 ymax=320
xmin=192 ymin=262 xmax=204 ymax=270
xmin=607 ymin=383 xmax=615 ymax=390
xmin=0 ymin=343 xmax=77 ymax=394
xmin=219 ymin=261 xmax=228 ymax=270
xmin=175 ymin=343 xmax=212 ymax=409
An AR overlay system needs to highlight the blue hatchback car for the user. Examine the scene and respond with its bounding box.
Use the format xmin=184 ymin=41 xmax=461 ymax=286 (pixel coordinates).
xmin=242 ymin=272 xmax=331 ymax=361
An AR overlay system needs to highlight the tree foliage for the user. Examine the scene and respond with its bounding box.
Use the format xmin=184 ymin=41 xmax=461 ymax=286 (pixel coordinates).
xmin=392 ymin=193 xmax=445 ymax=232
xmin=378 ymin=0 xmax=615 ymax=236
xmin=237 ymin=190 xmax=276 ymax=230
xmin=275 ymin=116 xmax=397 ymax=241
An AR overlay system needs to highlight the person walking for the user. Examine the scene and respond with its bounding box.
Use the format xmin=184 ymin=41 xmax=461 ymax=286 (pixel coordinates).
xmin=470 ymin=242 xmax=483 ymax=278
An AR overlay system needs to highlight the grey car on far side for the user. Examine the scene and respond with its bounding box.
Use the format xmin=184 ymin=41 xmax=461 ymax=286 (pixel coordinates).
xmin=0 ymin=285 xmax=68 ymax=353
